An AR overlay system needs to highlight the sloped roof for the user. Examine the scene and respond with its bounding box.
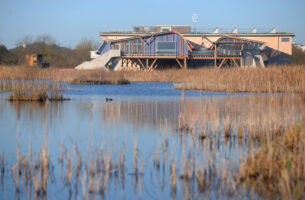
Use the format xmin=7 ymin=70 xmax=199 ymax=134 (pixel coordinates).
xmin=215 ymin=35 xmax=265 ymax=44
xmin=109 ymin=31 xmax=192 ymax=51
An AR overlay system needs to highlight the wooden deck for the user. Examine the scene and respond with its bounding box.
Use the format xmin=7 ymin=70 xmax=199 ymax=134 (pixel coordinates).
xmin=120 ymin=55 xmax=241 ymax=70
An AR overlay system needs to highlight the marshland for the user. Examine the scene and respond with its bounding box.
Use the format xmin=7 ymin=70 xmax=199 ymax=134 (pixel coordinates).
xmin=0 ymin=66 xmax=305 ymax=200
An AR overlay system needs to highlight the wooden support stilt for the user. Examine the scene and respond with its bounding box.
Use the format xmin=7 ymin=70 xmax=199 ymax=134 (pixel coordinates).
xmin=154 ymin=61 xmax=158 ymax=69
xmin=218 ymin=58 xmax=226 ymax=68
xmin=134 ymin=59 xmax=139 ymax=70
xmin=133 ymin=59 xmax=136 ymax=68
xmin=184 ymin=57 xmax=187 ymax=69
xmin=214 ymin=44 xmax=217 ymax=67
xmin=127 ymin=58 xmax=132 ymax=70
xmin=137 ymin=58 xmax=145 ymax=69
xmin=131 ymin=58 xmax=134 ymax=70
xmin=176 ymin=58 xmax=183 ymax=69
xmin=148 ymin=58 xmax=157 ymax=71
xmin=232 ymin=59 xmax=239 ymax=67
xmin=146 ymin=58 xmax=149 ymax=69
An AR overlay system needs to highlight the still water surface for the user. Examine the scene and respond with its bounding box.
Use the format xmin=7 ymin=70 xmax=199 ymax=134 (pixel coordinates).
xmin=0 ymin=83 xmax=304 ymax=199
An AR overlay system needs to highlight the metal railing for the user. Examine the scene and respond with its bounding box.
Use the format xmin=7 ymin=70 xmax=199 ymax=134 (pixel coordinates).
xmin=190 ymin=50 xmax=215 ymax=57
xmin=190 ymin=50 xmax=241 ymax=57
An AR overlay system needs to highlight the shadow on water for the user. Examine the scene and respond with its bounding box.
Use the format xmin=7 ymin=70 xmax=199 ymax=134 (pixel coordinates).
xmin=0 ymin=83 xmax=304 ymax=199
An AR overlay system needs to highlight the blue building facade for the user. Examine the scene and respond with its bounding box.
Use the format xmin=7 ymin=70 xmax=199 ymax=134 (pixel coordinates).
xmin=106 ymin=32 xmax=191 ymax=58
xmin=95 ymin=32 xmax=267 ymax=70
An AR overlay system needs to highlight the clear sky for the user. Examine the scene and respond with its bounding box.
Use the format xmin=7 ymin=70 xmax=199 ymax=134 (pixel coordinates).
xmin=1 ymin=0 xmax=305 ymax=49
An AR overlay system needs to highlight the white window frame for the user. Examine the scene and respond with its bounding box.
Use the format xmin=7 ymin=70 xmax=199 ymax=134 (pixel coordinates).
xmin=161 ymin=27 xmax=172 ymax=32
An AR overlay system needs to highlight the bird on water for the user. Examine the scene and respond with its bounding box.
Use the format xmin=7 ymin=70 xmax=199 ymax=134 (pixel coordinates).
xmin=106 ymin=97 xmax=113 ymax=102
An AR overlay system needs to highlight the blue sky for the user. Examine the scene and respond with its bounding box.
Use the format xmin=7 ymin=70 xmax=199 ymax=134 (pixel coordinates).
xmin=1 ymin=0 xmax=305 ymax=49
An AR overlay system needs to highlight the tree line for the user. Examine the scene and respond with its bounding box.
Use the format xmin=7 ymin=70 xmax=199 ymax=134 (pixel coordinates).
xmin=0 ymin=35 xmax=99 ymax=68
xmin=291 ymin=45 xmax=305 ymax=65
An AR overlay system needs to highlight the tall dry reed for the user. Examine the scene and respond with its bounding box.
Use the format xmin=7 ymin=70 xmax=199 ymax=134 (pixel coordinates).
xmin=1 ymin=65 xmax=305 ymax=93
xmin=237 ymin=121 xmax=305 ymax=199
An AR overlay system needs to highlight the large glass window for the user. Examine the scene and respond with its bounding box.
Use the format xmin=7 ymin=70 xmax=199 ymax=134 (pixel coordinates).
xmin=128 ymin=39 xmax=143 ymax=55
xmin=132 ymin=41 xmax=136 ymax=55
xmin=156 ymin=41 xmax=176 ymax=55
xmin=137 ymin=39 xmax=143 ymax=54
xmin=125 ymin=42 xmax=129 ymax=54
xmin=113 ymin=43 xmax=120 ymax=50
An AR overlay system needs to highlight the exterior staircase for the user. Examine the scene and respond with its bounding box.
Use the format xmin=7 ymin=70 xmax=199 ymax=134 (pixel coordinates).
xmin=75 ymin=49 xmax=121 ymax=70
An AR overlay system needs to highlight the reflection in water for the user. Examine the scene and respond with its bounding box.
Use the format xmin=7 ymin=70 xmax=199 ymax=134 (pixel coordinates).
xmin=102 ymin=95 xmax=304 ymax=142
xmin=0 ymin=92 xmax=304 ymax=200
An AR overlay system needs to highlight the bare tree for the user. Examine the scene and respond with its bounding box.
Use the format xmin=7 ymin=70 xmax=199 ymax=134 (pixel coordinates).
xmin=35 ymin=34 xmax=56 ymax=45
xmin=75 ymin=38 xmax=98 ymax=63
xmin=15 ymin=36 xmax=33 ymax=47
xmin=75 ymin=38 xmax=96 ymax=50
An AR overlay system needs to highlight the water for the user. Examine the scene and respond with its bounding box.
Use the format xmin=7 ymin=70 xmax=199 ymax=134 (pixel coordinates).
xmin=0 ymin=82 xmax=304 ymax=200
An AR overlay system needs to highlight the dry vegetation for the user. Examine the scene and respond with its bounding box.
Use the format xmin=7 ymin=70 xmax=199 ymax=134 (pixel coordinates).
xmin=1 ymin=94 xmax=305 ymax=199
xmin=97 ymin=95 xmax=305 ymax=199
xmin=1 ymin=65 xmax=305 ymax=198
xmin=237 ymin=121 xmax=305 ymax=199
xmin=0 ymin=79 xmax=69 ymax=101
xmin=1 ymin=65 xmax=305 ymax=93
xmin=6 ymin=81 xmax=69 ymax=101
xmin=173 ymin=66 xmax=305 ymax=93
xmin=0 ymin=66 xmax=129 ymax=86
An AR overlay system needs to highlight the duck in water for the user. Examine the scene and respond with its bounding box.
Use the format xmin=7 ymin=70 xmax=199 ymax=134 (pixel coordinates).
xmin=106 ymin=97 xmax=113 ymax=102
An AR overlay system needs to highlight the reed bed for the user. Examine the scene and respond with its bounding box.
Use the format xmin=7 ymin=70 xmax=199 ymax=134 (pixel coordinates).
xmin=0 ymin=66 xmax=129 ymax=86
xmin=173 ymin=66 xmax=305 ymax=93
xmin=1 ymin=138 xmax=241 ymax=199
xmin=1 ymin=104 xmax=304 ymax=199
xmin=95 ymin=95 xmax=304 ymax=198
xmin=1 ymin=75 xmax=305 ymax=199
xmin=237 ymin=121 xmax=305 ymax=199
xmin=1 ymin=65 xmax=305 ymax=93
xmin=1 ymin=80 xmax=69 ymax=101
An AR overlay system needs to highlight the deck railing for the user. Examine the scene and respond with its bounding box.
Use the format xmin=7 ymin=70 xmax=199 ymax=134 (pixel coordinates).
xmin=190 ymin=50 xmax=241 ymax=57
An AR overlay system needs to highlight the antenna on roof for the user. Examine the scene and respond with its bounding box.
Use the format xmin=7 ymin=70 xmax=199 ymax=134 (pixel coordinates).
xmin=192 ymin=14 xmax=199 ymax=33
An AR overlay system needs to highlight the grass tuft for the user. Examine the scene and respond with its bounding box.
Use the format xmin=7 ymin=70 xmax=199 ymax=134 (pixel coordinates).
xmin=6 ymin=81 xmax=70 ymax=102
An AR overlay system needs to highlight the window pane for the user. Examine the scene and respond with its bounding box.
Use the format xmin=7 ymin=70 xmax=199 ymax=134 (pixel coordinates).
xmin=161 ymin=28 xmax=170 ymax=32
xmin=157 ymin=41 xmax=176 ymax=50
xmin=157 ymin=51 xmax=177 ymax=55
xmin=156 ymin=41 xmax=176 ymax=55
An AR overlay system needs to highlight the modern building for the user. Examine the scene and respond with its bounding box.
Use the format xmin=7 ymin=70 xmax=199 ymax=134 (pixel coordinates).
xmin=75 ymin=25 xmax=295 ymax=70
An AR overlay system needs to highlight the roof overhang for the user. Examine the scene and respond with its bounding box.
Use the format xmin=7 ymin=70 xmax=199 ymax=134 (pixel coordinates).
xmin=183 ymin=33 xmax=295 ymax=37
xmin=99 ymin=33 xmax=146 ymax=37
xmin=215 ymin=35 xmax=265 ymax=44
